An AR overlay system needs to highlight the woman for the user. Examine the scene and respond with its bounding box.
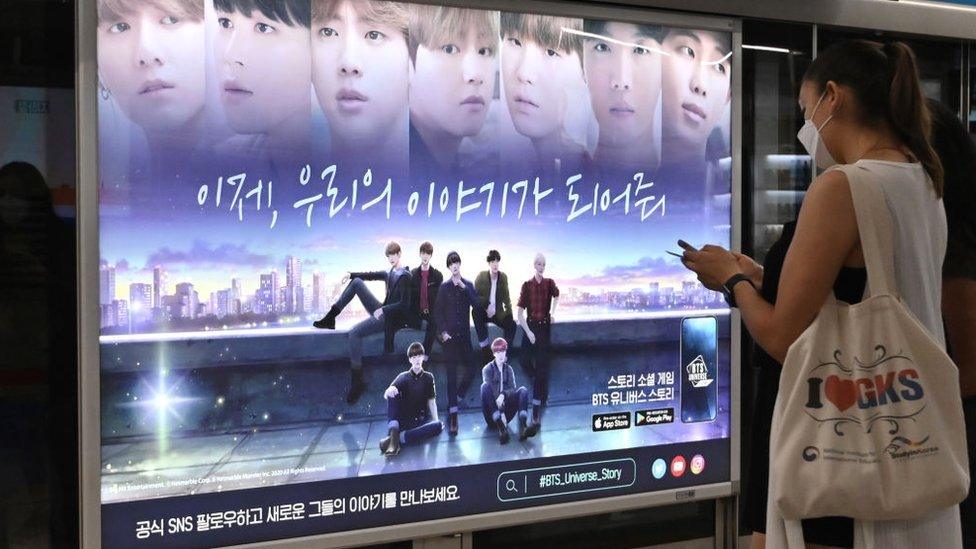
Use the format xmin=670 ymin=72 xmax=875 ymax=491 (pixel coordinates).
xmin=682 ymin=40 xmax=963 ymax=548
xmin=929 ymin=99 xmax=976 ymax=549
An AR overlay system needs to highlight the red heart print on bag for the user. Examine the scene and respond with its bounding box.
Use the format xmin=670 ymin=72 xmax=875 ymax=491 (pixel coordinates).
xmin=824 ymin=375 xmax=858 ymax=412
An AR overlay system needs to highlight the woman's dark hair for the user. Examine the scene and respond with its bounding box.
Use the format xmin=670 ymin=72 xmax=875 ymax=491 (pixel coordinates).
xmin=803 ymin=40 xmax=944 ymax=196
xmin=927 ymin=98 xmax=976 ymax=249
xmin=0 ymin=161 xmax=55 ymax=223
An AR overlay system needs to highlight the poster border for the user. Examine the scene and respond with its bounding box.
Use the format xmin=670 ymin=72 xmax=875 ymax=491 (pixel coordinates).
xmin=76 ymin=1 xmax=742 ymax=547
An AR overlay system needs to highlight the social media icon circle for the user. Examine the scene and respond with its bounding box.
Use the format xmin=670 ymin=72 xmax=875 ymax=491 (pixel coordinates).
xmin=671 ymin=455 xmax=686 ymax=478
xmin=690 ymin=454 xmax=705 ymax=475
xmin=652 ymin=458 xmax=667 ymax=479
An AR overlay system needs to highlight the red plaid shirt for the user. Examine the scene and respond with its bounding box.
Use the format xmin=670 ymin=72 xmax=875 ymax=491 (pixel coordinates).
xmin=517 ymin=276 xmax=559 ymax=321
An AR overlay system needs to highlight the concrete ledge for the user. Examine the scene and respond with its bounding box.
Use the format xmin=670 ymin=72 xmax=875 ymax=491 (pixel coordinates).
xmin=100 ymin=313 xmax=730 ymax=374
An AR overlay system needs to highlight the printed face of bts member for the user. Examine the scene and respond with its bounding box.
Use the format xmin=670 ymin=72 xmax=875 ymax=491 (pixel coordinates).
xmin=501 ymin=15 xmax=581 ymax=140
xmin=410 ymin=9 xmax=498 ymax=139
xmin=660 ymin=29 xmax=731 ymax=151
xmin=489 ymin=259 xmax=499 ymax=275
xmin=312 ymin=1 xmax=409 ymax=144
xmin=534 ymin=254 xmax=546 ymax=276
xmin=97 ymin=0 xmax=205 ymax=131
xmin=214 ymin=2 xmax=311 ymax=135
xmin=408 ymin=352 xmax=425 ymax=372
xmin=583 ymin=22 xmax=661 ymax=145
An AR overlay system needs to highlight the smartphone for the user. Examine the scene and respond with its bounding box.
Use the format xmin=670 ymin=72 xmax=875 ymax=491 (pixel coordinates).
xmin=680 ymin=316 xmax=718 ymax=423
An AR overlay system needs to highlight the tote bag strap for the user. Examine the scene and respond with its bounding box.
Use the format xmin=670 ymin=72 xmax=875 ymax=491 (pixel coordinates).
xmin=825 ymin=164 xmax=899 ymax=299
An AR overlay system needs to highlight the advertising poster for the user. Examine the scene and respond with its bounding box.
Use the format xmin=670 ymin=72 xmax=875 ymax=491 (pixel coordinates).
xmin=94 ymin=0 xmax=734 ymax=546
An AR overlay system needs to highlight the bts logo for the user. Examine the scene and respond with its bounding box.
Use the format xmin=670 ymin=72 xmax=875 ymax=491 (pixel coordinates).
xmin=685 ymin=355 xmax=713 ymax=388
xmin=805 ymin=369 xmax=924 ymax=412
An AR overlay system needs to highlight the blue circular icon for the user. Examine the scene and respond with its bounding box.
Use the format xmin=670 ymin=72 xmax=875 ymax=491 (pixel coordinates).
xmin=652 ymin=458 xmax=667 ymax=479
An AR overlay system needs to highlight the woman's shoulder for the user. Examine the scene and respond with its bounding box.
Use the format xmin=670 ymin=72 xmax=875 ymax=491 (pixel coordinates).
xmin=805 ymin=169 xmax=854 ymax=210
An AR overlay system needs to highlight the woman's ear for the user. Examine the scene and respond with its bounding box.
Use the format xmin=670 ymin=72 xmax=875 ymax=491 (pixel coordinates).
xmin=824 ymin=81 xmax=843 ymax=114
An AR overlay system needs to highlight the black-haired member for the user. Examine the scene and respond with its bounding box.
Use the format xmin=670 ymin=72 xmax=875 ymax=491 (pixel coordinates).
xmin=212 ymin=0 xmax=312 ymax=179
xmin=381 ymin=342 xmax=442 ymax=456
xmin=582 ymin=20 xmax=664 ymax=178
xmin=433 ymin=251 xmax=489 ymax=437
xmin=313 ymin=241 xmax=412 ymax=404
xmin=474 ymin=249 xmax=517 ymax=365
xmin=659 ymin=28 xmax=732 ymax=173
xmin=517 ymin=253 xmax=559 ymax=429
xmin=481 ymin=338 xmax=537 ymax=443
xmin=409 ymin=241 xmax=444 ymax=355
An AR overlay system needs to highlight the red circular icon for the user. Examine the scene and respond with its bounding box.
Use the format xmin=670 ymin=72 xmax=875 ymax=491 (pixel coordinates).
xmin=671 ymin=455 xmax=687 ymax=478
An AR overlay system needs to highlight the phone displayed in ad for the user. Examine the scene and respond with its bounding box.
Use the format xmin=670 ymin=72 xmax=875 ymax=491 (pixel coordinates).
xmin=680 ymin=316 xmax=719 ymax=423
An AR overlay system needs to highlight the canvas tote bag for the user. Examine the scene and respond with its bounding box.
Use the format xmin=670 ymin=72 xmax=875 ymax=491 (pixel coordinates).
xmin=766 ymin=163 xmax=969 ymax=547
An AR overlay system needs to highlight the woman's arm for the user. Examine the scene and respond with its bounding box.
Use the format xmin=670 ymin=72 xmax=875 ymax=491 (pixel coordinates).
xmin=735 ymin=171 xmax=860 ymax=363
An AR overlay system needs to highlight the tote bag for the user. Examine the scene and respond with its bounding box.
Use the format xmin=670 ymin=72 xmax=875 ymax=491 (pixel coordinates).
xmin=768 ymin=164 xmax=969 ymax=534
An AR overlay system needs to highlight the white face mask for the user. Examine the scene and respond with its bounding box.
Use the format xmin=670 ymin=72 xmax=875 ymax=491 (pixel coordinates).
xmin=797 ymin=90 xmax=837 ymax=170
xmin=409 ymin=355 xmax=424 ymax=374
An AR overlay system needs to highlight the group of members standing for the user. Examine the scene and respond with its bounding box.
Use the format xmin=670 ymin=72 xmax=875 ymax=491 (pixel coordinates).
xmin=313 ymin=242 xmax=558 ymax=456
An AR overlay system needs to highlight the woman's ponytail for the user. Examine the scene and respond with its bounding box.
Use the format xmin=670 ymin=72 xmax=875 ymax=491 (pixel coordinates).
xmin=885 ymin=41 xmax=944 ymax=196
xmin=804 ymin=40 xmax=945 ymax=197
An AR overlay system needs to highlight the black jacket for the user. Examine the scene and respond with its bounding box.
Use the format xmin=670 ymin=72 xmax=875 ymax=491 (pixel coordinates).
xmin=350 ymin=268 xmax=413 ymax=354
xmin=349 ymin=267 xmax=412 ymax=314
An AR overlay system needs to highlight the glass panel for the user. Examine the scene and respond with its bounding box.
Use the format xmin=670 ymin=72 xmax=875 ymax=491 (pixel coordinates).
xmin=0 ymin=2 xmax=77 ymax=547
xmin=742 ymin=20 xmax=814 ymax=264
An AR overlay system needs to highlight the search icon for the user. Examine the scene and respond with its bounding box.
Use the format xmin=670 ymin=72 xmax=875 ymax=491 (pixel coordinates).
xmin=505 ymin=479 xmax=518 ymax=493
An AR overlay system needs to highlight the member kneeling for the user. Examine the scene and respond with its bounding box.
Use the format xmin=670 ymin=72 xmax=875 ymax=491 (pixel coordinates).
xmin=382 ymin=342 xmax=443 ymax=456
xmin=481 ymin=338 xmax=538 ymax=444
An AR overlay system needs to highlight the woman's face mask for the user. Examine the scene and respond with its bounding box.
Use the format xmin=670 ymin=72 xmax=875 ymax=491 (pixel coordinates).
xmin=797 ymin=90 xmax=837 ymax=170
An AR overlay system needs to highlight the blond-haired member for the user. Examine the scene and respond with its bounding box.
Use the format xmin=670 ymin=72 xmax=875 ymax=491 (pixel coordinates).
xmin=500 ymin=13 xmax=586 ymax=179
xmin=408 ymin=6 xmax=499 ymax=175
xmin=97 ymin=0 xmax=206 ymax=161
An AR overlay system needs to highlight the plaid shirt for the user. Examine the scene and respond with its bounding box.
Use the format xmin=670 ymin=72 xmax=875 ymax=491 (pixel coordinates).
xmin=517 ymin=276 xmax=559 ymax=321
